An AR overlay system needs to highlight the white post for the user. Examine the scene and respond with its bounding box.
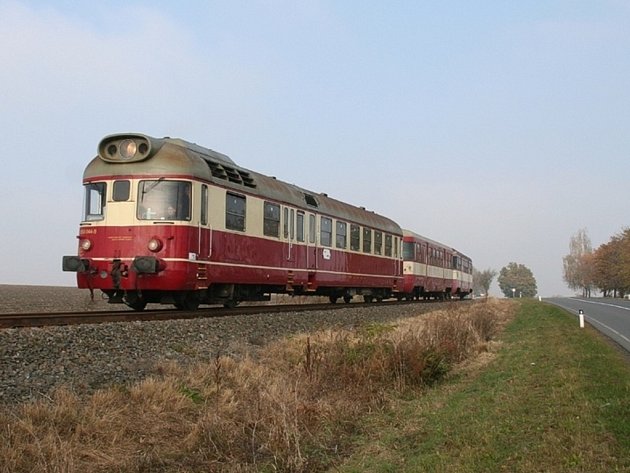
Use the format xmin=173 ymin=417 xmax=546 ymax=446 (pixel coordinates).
xmin=578 ymin=309 xmax=584 ymax=328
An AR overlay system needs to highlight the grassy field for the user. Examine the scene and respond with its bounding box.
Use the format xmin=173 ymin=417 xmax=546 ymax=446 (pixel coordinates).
xmin=335 ymin=300 xmax=630 ymax=472
xmin=1 ymin=300 xmax=628 ymax=472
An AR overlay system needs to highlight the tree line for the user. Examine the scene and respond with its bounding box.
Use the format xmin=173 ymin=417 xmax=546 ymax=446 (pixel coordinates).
xmin=563 ymin=228 xmax=630 ymax=298
xmin=473 ymin=262 xmax=537 ymax=298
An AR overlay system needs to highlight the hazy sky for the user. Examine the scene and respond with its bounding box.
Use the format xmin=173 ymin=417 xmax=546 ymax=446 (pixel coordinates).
xmin=1 ymin=1 xmax=629 ymax=296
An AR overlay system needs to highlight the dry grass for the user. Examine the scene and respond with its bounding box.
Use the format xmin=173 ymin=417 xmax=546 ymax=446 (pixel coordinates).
xmin=0 ymin=300 xmax=512 ymax=473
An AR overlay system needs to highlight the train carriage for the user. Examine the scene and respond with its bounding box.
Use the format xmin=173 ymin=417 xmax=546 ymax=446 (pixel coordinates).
xmin=63 ymin=133 xmax=404 ymax=310
xmin=401 ymin=230 xmax=473 ymax=300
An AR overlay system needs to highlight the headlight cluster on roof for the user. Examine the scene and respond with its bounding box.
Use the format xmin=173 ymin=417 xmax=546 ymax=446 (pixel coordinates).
xmin=98 ymin=134 xmax=153 ymax=163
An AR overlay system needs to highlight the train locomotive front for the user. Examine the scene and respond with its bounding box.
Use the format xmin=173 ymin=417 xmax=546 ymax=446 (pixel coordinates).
xmin=63 ymin=133 xmax=404 ymax=310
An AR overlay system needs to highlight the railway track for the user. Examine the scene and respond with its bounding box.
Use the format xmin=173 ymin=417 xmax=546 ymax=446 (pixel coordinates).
xmin=0 ymin=300 xmax=448 ymax=329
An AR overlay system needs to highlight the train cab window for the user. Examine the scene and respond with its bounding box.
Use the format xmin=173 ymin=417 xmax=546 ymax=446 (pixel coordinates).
xmin=264 ymin=202 xmax=280 ymax=237
xmin=112 ymin=180 xmax=130 ymax=201
xmin=362 ymin=227 xmax=372 ymax=253
xmin=83 ymin=182 xmax=106 ymax=221
xmin=320 ymin=217 xmax=332 ymax=247
xmin=350 ymin=224 xmax=360 ymax=251
xmin=309 ymin=214 xmax=316 ymax=244
xmin=201 ymin=185 xmax=208 ymax=225
xmin=402 ymin=241 xmax=415 ymax=260
xmin=374 ymin=231 xmax=383 ymax=255
xmin=336 ymin=221 xmax=347 ymax=249
xmin=385 ymin=234 xmax=392 ymax=257
xmin=226 ymin=192 xmax=246 ymax=231
xmin=137 ymin=180 xmax=191 ymax=220
xmin=297 ymin=212 xmax=305 ymax=242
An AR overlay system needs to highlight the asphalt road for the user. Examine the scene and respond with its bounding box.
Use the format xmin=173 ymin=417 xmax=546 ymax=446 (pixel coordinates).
xmin=545 ymin=297 xmax=630 ymax=353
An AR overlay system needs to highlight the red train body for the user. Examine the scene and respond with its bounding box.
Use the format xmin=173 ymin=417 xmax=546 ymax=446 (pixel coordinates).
xmin=402 ymin=230 xmax=473 ymax=300
xmin=63 ymin=133 xmax=471 ymax=310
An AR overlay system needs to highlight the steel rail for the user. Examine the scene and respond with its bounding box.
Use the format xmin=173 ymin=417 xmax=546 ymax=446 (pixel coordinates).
xmin=0 ymin=299 xmax=467 ymax=329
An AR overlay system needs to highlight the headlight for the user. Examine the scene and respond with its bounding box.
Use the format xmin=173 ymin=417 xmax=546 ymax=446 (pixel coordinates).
xmin=148 ymin=238 xmax=163 ymax=252
xmin=119 ymin=139 xmax=137 ymax=160
xmin=80 ymin=239 xmax=92 ymax=251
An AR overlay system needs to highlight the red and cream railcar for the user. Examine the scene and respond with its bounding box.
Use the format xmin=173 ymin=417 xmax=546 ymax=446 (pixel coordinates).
xmin=401 ymin=230 xmax=473 ymax=300
xmin=63 ymin=133 xmax=403 ymax=310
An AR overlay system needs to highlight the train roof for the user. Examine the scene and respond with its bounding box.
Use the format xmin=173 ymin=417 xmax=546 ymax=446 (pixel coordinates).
xmin=402 ymin=229 xmax=471 ymax=260
xmin=86 ymin=133 xmax=402 ymax=234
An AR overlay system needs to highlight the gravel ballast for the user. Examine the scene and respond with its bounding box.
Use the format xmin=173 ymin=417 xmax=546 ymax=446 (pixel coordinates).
xmin=0 ymin=285 xmax=440 ymax=406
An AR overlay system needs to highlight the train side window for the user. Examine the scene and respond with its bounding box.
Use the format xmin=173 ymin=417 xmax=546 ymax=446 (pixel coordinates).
xmin=336 ymin=221 xmax=347 ymax=249
xmin=385 ymin=234 xmax=392 ymax=257
xmin=350 ymin=224 xmax=360 ymax=251
xmin=394 ymin=237 xmax=399 ymax=258
xmin=320 ymin=217 xmax=332 ymax=247
xmin=374 ymin=231 xmax=382 ymax=255
xmin=264 ymin=202 xmax=280 ymax=237
xmin=112 ymin=180 xmax=130 ymax=201
xmin=362 ymin=227 xmax=372 ymax=253
xmin=83 ymin=182 xmax=106 ymax=221
xmin=226 ymin=192 xmax=246 ymax=231
xmin=309 ymin=214 xmax=316 ymax=244
xmin=402 ymin=241 xmax=414 ymax=260
xmin=201 ymin=185 xmax=208 ymax=225
xmin=296 ymin=212 xmax=305 ymax=242
xmin=290 ymin=209 xmax=295 ymax=240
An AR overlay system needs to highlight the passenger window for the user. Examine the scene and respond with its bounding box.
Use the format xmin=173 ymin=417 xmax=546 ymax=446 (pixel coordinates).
xmin=320 ymin=217 xmax=332 ymax=247
xmin=226 ymin=192 xmax=246 ymax=231
xmin=83 ymin=182 xmax=106 ymax=221
xmin=385 ymin=234 xmax=392 ymax=257
xmin=264 ymin=202 xmax=280 ymax=237
xmin=350 ymin=224 xmax=360 ymax=251
xmin=374 ymin=231 xmax=382 ymax=255
xmin=362 ymin=228 xmax=372 ymax=253
xmin=336 ymin=221 xmax=347 ymax=249
xmin=112 ymin=180 xmax=130 ymax=202
xmin=283 ymin=207 xmax=289 ymax=238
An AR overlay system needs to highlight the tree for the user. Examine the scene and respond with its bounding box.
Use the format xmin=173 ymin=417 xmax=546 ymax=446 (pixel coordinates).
xmin=591 ymin=228 xmax=630 ymax=297
xmin=473 ymin=268 xmax=496 ymax=297
xmin=497 ymin=262 xmax=537 ymax=298
xmin=562 ymin=228 xmax=593 ymax=297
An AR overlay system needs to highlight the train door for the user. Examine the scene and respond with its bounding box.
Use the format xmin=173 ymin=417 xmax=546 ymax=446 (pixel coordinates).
xmin=283 ymin=206 xmax=296 ymax=264
xmin=306 ymin=213 xmax=317 ymax=270
xmin=198 ymin=184 xmax=211 ymax=261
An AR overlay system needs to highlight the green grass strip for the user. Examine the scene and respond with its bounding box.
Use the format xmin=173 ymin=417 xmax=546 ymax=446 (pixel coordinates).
xmin=335 ymin=300 xmax=630 ymax=472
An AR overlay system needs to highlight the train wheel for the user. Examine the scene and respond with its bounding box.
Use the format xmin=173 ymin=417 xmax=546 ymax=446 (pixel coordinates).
xmin=223 ymin=299 xmax=239 ymax=308
xmin=329 ymin=295 xmax=338 ymax=304
xmin=125 ymin=292 xmax=147 ymax=311
xmin=363 ymin=295 xmax=374 ymax=303
xmin=174 ymin=292 xmax=200 ymax=311
xmin=343 ymin=294 xmax=352 ymax=304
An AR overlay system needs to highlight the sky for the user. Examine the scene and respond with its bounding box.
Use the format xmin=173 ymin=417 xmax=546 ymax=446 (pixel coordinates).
xmin=1 ymin=0 xmax=629 ymax=297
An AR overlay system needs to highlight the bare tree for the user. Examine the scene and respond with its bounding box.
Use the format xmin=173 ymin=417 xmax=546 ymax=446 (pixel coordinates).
xmin=563 ymin=228 xmax=593 ymax=297
xmin=473 ymin=268 xmax=496 ymax=297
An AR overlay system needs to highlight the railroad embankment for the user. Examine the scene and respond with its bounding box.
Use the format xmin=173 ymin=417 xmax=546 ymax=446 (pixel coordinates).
xmin=0 ymin=299 xmax=628 ymax=472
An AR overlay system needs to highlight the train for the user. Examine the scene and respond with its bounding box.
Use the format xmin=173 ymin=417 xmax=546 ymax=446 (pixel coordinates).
xmin=63 ymin=133 xmax=472 ymax=310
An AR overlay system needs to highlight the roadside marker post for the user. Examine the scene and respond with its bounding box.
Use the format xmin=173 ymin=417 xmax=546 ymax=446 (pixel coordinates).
xmin=578 ymin=309 xmax=585 ymax=328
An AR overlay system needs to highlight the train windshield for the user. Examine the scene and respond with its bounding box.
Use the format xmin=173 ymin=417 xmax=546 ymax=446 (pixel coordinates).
xmin=137 ymin=180 xmax=191 ymax=221
xmin=83 ymin=182 xmax=106 ymax=221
